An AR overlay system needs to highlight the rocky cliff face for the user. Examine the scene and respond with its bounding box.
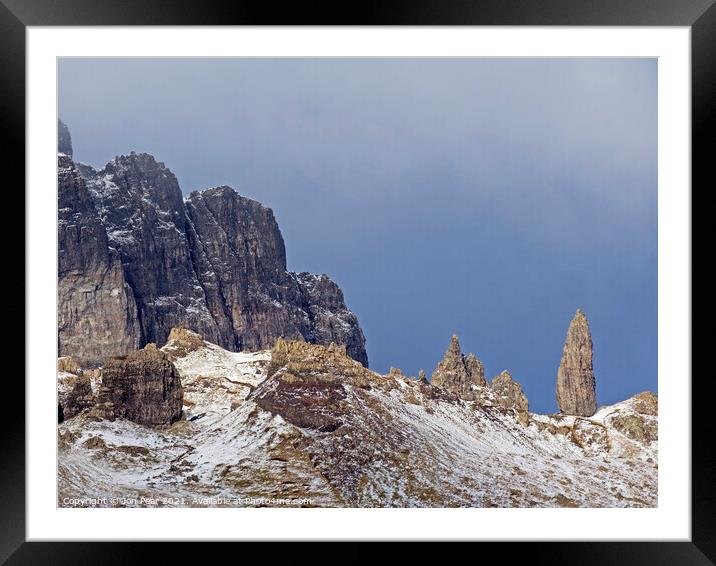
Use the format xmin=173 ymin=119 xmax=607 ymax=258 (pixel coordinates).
xmin=58 ymin=125 xmax=368 ymax=366
xmin=292 ymin=272 xmax=367 ymax=366
xmin=556 ymin=309 xmax=597 ymax=417
xmin=58 ymin=154 xmax=141 ymax=365
xmin=83 ymin=153 xmax=224 ymax=348
xmin=185 ymin=187 xmax=368 ymax=365
xmin=91 ymin=344 xmax=183 ymax=426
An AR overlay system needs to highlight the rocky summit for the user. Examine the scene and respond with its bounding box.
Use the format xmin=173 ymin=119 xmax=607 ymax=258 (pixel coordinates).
xmin=57 ymin=125 xmax=367 ymax=366
xmin=58 ymin=332 xmax=658 ymax=508
xmin=557 ymin=309 xmax=597 ymax=417
xmin=431 ymin=335 xmax=486 ymax=398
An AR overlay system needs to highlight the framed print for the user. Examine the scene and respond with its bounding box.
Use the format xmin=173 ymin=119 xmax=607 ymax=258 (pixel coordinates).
xmin=4 ymin=0 xmax=712 ymax=562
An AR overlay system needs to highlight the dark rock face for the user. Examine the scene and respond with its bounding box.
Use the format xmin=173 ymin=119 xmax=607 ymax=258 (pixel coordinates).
xmin=58 ymin=129 xmax=368 ymax=366
xmin=58 ymin=154 xmax=141 ymax=365
xmin=185 ymin=188 xmax=368 ymax=365
xmin=91 ymin=345 xmax=183 ymax=426
xmin=84 ymin=153 xmax=223 ymax=348
xmin=431 ymin=335 xmax=486 ymax=399
xmin=58 ymin=120 xmax=73 ymax=157
xmin=556 ymin=309 xmax=597 ymax=417
xmin=293 ymin=272 xmax=367 ymax=366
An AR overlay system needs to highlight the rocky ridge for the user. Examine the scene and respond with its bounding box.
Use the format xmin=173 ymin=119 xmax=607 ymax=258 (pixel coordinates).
xmin=58 ymin=329 xmax=657 ymax=508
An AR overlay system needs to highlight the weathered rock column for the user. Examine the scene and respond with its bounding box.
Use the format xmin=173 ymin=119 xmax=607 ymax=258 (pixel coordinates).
xmin=556 ymin=309 xmax=597 ymax=417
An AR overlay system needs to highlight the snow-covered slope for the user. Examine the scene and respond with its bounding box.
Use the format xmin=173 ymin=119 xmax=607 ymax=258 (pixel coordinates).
xmin=162 ymin=335 xmax=270 ymax=426
xmin=58 ymin=333 xmax=657 ymax=508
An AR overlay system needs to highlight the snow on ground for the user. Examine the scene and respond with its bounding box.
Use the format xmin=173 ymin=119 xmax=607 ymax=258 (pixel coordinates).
xmin=162 ymin=340 xmax=270 ymax=425
xmin=170 ymin=342 xmax=269 ymax=385
xmin=58 ymin=338 xmax=657 ymax=508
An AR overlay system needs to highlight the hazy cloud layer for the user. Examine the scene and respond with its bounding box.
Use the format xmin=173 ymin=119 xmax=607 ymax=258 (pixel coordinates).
xmin=59 ymin=58 xmax=657 ymax=413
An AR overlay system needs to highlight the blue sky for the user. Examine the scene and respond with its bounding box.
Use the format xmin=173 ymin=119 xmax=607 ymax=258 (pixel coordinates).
xmin=58 ymin=58 xmax=657 ymax=414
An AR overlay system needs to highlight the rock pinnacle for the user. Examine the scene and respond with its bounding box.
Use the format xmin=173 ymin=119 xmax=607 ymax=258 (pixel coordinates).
xmin=556 ymin=309 xmax=597 ymax=416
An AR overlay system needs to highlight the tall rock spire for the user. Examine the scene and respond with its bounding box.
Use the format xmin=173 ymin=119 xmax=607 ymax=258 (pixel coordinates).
xmin=556 ymin=309 xmax=597 ymax=417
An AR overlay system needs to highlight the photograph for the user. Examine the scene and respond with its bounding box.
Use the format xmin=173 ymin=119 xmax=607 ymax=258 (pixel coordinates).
xmin=55 ymin=57 xmax=658 ymax=509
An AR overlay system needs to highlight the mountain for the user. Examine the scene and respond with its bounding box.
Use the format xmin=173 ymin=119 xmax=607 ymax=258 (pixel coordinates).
xmin=57 ymin=126 xmax=367 ymax=366
xmin=56 ymin=124 xmax=656 ymax=508
xmin=57 ymin=329 xmax=657 ymax=508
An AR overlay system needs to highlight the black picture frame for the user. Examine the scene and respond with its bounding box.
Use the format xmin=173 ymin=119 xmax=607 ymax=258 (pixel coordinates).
xmin=4 ymin=0 xmax=711 ymax=562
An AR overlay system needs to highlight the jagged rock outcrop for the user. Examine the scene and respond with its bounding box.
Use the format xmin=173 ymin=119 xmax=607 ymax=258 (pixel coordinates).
xmin=58 ymin=124 xmax=368 ymax=366
xmin=252 ymin=338 xmax=373 ymax=432
xmin=491 ymin=370 xmax=529 ymax=425
xmin=265 ymin=338 xmax=369 ymax=385
xmin=161 ymin=327 xmax=206 ymax=361
xmin=57 ymin=357 xmax=94 ymax=422
xmin=91 ymin=344 xmax=183 ymax=426
xmin=58 ymin=119 xmax=72 ymax=157
xmin=58 ymin=154 xmax=141 ymax=365
xmin=431 ymin=335 xmax=486 ymax=399
xmin=386 ymin=367 xmax=407 ymax=379
xmin=606 ymin=391 xmax=658 ymax=443
xmin=57 ymin=356 xmax=81 ymax=374
xmin=557 ymin=309 xmax=597 ymax=417
xmin=631 ymin=391 xmax=658 ymax=416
